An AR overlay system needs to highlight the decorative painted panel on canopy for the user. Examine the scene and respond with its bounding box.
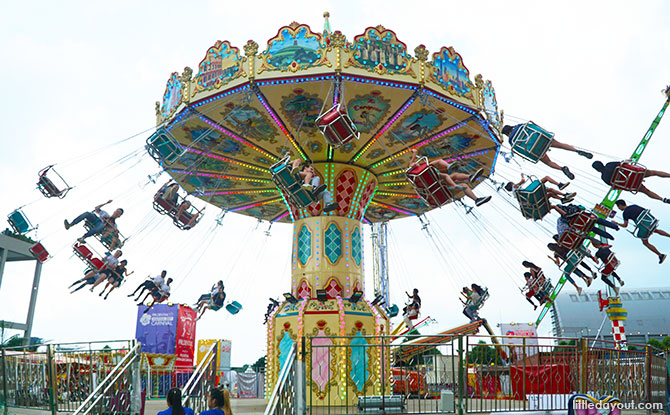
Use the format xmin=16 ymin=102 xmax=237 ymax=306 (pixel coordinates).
xmin=160 ymin=72 xmax=183 ymax=119
xmin=346 ymin=26 xmax=413 ymax=76
xmin=194 ymin=40 xmax=245 ymax=94
xmin=260 ymin=23 xmax=329 ymax=73
xmin=154 ymin=17 xmax=502 ymax=223
xmin=430 ymin=46 xmax=475 ymax=100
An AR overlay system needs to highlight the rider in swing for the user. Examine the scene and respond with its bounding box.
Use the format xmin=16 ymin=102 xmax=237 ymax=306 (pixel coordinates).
xmin=409 ymin=148 xmax=491 ymax=207
xmin=613 ymin=199 xmax=669 ymax=264
xmin=501 ymin=124 xmax=593 ymax=180
xmin=290 ymin=159 xmax=338 ymax=212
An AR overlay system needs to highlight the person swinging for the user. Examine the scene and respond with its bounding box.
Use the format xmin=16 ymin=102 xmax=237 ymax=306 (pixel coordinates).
xmin=409 ymin=148 xmax=491 ymax=207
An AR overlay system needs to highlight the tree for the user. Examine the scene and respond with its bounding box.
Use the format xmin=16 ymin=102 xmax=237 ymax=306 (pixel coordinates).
xmin=468 ymin=341 xmax=502 ymax=365
xmin=553 ymin=339 xmax=576 ymax=353
xmin=251 ymin=356 xmax=266 ymax=371
xmin=1 ymin=335 xmax=45 ymax=352
xmin=647 ymin=338 xmax=664 ymax=350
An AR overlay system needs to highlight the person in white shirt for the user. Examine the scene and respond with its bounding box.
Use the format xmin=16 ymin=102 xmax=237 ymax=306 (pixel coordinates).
xmin=142 ymin=278 xmax=173 ymax=313
xmin=68 ymin=250 xmax=122 ymax=293
xmin=130 ymin=271 xmax=166 ymax=302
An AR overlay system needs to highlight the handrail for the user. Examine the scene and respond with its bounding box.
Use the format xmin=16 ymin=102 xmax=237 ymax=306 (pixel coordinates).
xmin=264 ymin=342 xmax=296 ymax=415
xmin=72 ymin=342 xmax=141 ymax=415
xmin=182 ymin=342 xmax=217 ymax=407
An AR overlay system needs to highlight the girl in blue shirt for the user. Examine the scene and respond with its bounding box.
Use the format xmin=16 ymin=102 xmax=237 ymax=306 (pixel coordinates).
xmin=199 ymin=388 xmax=232 ymax=415
xmin=157 ymin=388 xmax=194 ymax=415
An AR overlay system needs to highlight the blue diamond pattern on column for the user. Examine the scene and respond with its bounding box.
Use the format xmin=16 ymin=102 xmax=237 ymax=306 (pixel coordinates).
xmin=352 ymin=227 xmax=361 ymax=266
xmin=349 ymin=331 xmax=369 ymax=391
xmin=324 ymin=223 xmax=342 ymax=264
xmin=298 ymin=225 xmax=312 ymax=265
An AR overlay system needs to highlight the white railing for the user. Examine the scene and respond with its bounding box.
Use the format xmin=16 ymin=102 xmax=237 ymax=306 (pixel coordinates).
xmin=182 ymin=342 xmax=217 ymax=412
xmin=72 ymin=342 xmax=141 ymax=415
xmin=264 ymin=342 xmax=297 ymax=415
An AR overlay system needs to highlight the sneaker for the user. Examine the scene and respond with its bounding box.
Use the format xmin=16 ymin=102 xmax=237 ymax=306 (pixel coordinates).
xmin=664 ymin=198 xmax=670 ymax=204
xmin=64 ymin=220 xmax=71 ymax=230
xmin=127 ymin=293 xmax=134 ymax=297
xmin=586 ymin=277 xmax=593 ymax=287
xmin=577 ymin=150 xmax=593 ymax=159
xmin=302 ymin=184 xmax=314 ymax=191
xmin=324 ymin=203 xmax=338 ymax=213
xmin=620 ymin=280 xmax=625 ymax=287
xmin=558 ymin=182 xmax=570 ymax=191
xmin=469 ymin=168 xmax=484 ymax=184
xmin=90 ymin=287 xmax=94 ymax=292
xmin=561 ymin=196 xmax=575 ymax=204
xmin=660 ymin=254 xmax=667 ymax=264
xmin=77 ymin=237 xmax=86 ymax=244
xmin=533 ymin=305 xmax=538 ymax=310
xmin=591 ymin=271 xmax=598 ymax=280
xmin=99 ymin=292 xmax=104 ymax=297
xmin=312 ymin=184 xmax=327 ymax=196
xmin=564 ymin=192 xmax=577 ymax=199
xmin=562 ymin=166 xmax=575 ymax=180
xmin=576 ymin=286 xmax=583 ymax=295
xmin=104 ymin=294 xmax=109 ymax=300
xmin=475 ymin=196 xmax=491 ymax=206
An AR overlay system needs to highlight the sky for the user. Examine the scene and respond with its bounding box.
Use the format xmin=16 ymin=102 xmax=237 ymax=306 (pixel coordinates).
xmin=1 ymin=1 xmax=670 ymax=366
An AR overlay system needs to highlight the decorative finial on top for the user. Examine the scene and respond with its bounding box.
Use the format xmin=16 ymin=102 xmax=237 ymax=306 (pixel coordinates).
xmin=323 ymin=11 xmax=332 ymax=35
xmin=475 ymin=74 xmax=484 ymax=88
xmin=664 ymin=85 xmax=670 ymax=99
xmin=182 ymin=66 xmax=193 ymax=82
xmin=414 ymin=45 xmax=428 ymax=62
xmin=244 ymin=40 xmax=259 ymax=56
xmin=330 ymin=31 xmax=346 ymax=48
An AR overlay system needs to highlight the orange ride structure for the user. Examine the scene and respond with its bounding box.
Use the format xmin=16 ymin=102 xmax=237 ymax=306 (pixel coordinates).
xmin=151 ymin=14 xmax=502 ymax=405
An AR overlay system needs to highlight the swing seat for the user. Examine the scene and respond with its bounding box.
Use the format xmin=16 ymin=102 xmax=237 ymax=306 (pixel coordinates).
xmin=7 ymin=210 xmax=33 ymax=235
xmin=173 ymin=205 xmax=203 ymax=230
xmin=73 ymin=243 xmax=93 ymax=260
xmin=406 ymin=157 xmax=454 ymax=208
xmin=270 ymin=155 xmax=318 ymax=208
xmin=37 ymin=166 xmax=71 ymax=199
xmin=315 ymin=103 xmax=360 ymax=148
xmin=146 ymin=128 xmax=183 ymax=165
xmin=632 ymin=209 xmax=659 ymax=239
xmin=558 ymin=229 xmax=586 ymax=250
xmin=226 ymin=301 xmax=242 ymax=315
xmin=515 ymin=179 xmax=551 ymax=220
xmin=90 ymin=257 xmax=105 ymax=271
xmin=601 ymin=253 xmax=620 ymax=276
xmin=209 ymin=302 xmax=223 ymax=311
xmin=561 ymin=249 xmax=585 ymax=275
xmin=153 ymin=196 xmax=178 ymax=215
xmin=385 ymin=304 xmax=399 ymax=318
xmin=568 ymin=211 xmax=597 ymax=233
xmin=610 ymin=162 xmax=646 ymax=192
xmin=509 ymin=122 xmax=554 ymax=163
xmin=29 ymin=243 xmax=50 ymax=263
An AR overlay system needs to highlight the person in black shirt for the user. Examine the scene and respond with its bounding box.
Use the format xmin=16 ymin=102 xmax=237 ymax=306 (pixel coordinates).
xmin=592 ymin=161 xmax=670 ymax=203
xmin=403 ymin=288 xmax=421 ymax=329
xmin=547 ymin=243 xmax=596 ymax=285
xmin=595 ymin=246 xmax=624 ymax=295
xmin=501 ymin=124 xmax=593 ymax=180
xmin=614 ymin=200 xmax=669 ymax=264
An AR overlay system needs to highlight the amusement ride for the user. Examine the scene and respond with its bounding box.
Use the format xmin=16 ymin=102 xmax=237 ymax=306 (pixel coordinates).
xmin=3 ymin=11 xmax=670 ymax=407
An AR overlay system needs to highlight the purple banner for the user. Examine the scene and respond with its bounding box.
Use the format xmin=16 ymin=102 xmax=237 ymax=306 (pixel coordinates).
xmin=135 ymin=304 xmax=179 ymax=354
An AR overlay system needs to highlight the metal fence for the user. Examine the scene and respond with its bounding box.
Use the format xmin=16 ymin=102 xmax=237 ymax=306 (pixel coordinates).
xmin=182 ymin=342 xmax=218 ymax=413
xmin=1 ymin=340 xmax=137 ymax=413
xmin=303 ymin=334 xmax=668 ymax=414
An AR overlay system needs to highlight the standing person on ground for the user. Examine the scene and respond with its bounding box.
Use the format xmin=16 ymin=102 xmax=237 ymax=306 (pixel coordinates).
xmin=613 ymin=200 xmax=669 ymax=264
xmin=199 ymin=387 xmax=232 ymax=415
xmin=158 ymin=387 xmax=194 ymax=415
